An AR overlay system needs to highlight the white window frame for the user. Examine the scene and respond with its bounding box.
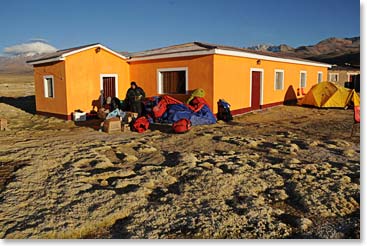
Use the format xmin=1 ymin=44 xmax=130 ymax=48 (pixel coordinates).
xmin=328 ymin=73 xmax=339 ymax=82
xmin=317 ymin=72 xmax=323 ymax=83
xmin=249 ymin=68 xmax=264 ymax=107
xmin=300 ymin=71 xmax=307 ymax=88
xmin=43 ymin=75 xmax=55 ymax=98
xmin=274 ymin=69 xmax=284 ymax=91
xmin=347 ymin=72 xmax=359 ymax=82
xmin=100 ymin=74 xmax=119 ymax=97
xmin=157 ymin=67 xmax=188 ymax=94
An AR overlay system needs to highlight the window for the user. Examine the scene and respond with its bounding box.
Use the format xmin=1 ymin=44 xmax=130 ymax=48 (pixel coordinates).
xmin=158 ymin=68 xmax=188 ymax=94
xmin=300 ymin=71 xmax=307 ymax=88
xmin=317 ymin=72 xmax=323 ymax=83
xmin=347 ymin=73 xmax=358 ymax=82
xmin=43 ymin=75 xmax=54 ymax=98
xmin=329 ymin=73 xmax=338 ymax=82
xmin=274 ymin=70 xmax=284 ymax=90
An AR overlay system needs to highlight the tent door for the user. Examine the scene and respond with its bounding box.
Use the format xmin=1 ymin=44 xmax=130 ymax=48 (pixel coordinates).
xmin=251 ymin=71 xmax=261 ymax=110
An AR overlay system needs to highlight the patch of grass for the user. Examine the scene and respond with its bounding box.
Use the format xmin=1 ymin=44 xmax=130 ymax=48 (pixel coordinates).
xmin=36 ymin=209 xmax=133 ymax=239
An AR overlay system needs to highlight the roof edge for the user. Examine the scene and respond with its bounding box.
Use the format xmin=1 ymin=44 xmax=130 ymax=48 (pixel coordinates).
xmin=27 ymin=43 xmax=127 ymax=65
xmin=128 ymin=50 xmax=215 ymax=62
xmin=128 ymin=46 xmax=331 ymax=67
xmin=27 ymin=57 xmax=65 ymax=65
xmin=214 ymin=49 xmax=332 ymax=68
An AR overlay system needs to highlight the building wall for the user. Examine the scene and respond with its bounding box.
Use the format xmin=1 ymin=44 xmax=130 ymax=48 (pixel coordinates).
xmin=64 ymin=48 xmax=130 ymax=116
xmin=328 ymin=70 xmax=360 ymax=87
xmin=32 ymin=48 xmax=330 ymax=120
xmin=213 ymin=54 xmax=328 ymax=113
xmin=33 ymin=61 xmax=68 ymax=117
xmin=129 ymin=55 xmax=214 ymax=108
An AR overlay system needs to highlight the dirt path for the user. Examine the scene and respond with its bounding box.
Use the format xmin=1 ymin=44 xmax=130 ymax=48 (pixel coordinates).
xmin=0 ymin=99 xmax=360 ymax=239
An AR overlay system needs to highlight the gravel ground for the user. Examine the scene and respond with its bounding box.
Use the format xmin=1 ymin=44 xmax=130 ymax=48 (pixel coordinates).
xmin=0 ymin=99 xmax=359 ymax=239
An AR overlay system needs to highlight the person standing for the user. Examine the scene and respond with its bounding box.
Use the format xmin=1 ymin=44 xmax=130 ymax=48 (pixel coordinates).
xmin=125 ymin=81 xmax=146 ymax=116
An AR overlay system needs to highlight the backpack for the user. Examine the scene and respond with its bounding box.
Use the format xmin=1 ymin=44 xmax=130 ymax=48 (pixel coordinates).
xmin=131 ymin=116 xmax=150 ymax=133
xmin=217 ymin=99 xmax=233 ymax=122
xmin=172 ymin=118 xmax=191 ymax=133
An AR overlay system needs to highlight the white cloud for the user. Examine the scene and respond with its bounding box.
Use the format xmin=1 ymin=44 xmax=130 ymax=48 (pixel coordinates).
xmin=29 ymin=38 xmax=49 ymax=43
xmin=3 ymin=41 xmax=57 ymax=57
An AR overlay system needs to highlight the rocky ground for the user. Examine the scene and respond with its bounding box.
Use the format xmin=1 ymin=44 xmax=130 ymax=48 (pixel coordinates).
xmin=0 ymin=75 xmax=360 ymax=239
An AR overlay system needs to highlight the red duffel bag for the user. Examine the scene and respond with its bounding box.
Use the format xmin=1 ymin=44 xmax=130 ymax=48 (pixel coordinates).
xmin=132 ymin=116 xmax=150 ymax=133
xmin=172 ymin=118 xmax=191 ymax=134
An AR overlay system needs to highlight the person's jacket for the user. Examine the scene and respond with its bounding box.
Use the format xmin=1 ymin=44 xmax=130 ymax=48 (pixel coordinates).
xmin=126 ymin=87 xmax=145 ymax=103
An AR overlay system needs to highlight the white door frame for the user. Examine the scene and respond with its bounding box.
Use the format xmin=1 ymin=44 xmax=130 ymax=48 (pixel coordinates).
xmin=100 ymin=74 xmax=119 ymax=97
xmin=249 ymin=68 xmax=264 ymax=107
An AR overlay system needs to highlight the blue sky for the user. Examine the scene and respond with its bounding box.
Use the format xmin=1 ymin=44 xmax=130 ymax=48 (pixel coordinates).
xmin=0 ymin=0 xmax=360 ymax=53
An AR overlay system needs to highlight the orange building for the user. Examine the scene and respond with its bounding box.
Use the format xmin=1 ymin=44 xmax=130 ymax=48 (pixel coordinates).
xmin=28 ymin=42 xmax=331 ymax=119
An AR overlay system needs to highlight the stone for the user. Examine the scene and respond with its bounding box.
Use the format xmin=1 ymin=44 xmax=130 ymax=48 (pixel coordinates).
xmin=269 ymin=149 xmax=278 ymax=154
xmin=335 ymin=139 xmax=351 ymax=147
xmin=180 ymin=153 xmax=198 ymax=167
xmin=95 ymin=161 xmax=114 ymax=169
xmin=343 ymin=149 xmax=355 ymax=157
xmin=124 ymin=154 xmax=138 ymax=162
xmin=300 ymin=168 xmax=307 ymax=174
xmin=138 ymin=146 xmax=157 ymax=153
xmin=248 ymin=140 xmax=259 ymax=148
xmin=100 ymin=179 xmax=109 ymax=187
xmin=326 ymin=144 xmax=338 ymax=149
xmin=289 ymin=158 xmax=301 ymax=164
xmin=249 ymin=153 xmax=260 ymax=159
xmin=213 ymin=168 xmax=223 ymax=174
xmin=340 ymin=176 xmax=351 ymax=184
xmin=298 ymin=218 xmax=313 ymax=231
xmin=277 ymin=190 xmax=288 ymax=201
xmin=289 ymin=144 xmax=299 ymax=153
xmin=199 ymin=162 xmax=213 ymax=169
xmin=227 ymin=150 xmax=236 ymax=155
xmin=309 ymin=141 xmax=320 ymax=147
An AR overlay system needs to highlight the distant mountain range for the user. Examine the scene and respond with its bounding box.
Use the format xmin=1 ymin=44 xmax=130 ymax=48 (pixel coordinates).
xmin=0 ymin=56 xmax=34 ymax=74
xmin=247 ymin=36 xmax=360 ymax=66
xmin=0 ymin=36 xmax=360 ymax=74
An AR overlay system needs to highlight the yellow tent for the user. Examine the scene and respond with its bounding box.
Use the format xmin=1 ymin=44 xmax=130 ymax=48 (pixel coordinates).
xmin=300 ymin=81 xmax=360 ymax=108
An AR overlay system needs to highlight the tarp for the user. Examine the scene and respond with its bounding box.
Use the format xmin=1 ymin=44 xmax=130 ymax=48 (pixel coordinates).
xmin=300 ymin=81 xmax=360 ymax=108
xmin=163 ymin=104 xmax=217 ymax=126
xmin=152 ymin=95 xmax=182 ymax=118
xmin=143 ymin=95 xmax=217 ymax=126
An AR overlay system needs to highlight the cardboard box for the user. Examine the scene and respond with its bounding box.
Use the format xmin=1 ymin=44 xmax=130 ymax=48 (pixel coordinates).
xmin=0 ymin=118 xmax=7 ymax=131
xmin=122 ymin=124 xmax=131 ymax=132
xmin=103 ymin=117 xmax=121 ymax=133
xmin=73 ymin=111 xmax=87 ymax=121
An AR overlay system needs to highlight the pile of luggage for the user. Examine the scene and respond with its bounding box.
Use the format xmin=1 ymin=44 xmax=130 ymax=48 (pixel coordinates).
xmin=97 ymin=89 xmax=233 ymax=134
xmin=143 ymin=94 xmax=217 ymax=133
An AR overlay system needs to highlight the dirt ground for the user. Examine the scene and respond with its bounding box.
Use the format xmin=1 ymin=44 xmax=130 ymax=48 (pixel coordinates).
xmin=0 ymin=74 xmax=360 ymax=239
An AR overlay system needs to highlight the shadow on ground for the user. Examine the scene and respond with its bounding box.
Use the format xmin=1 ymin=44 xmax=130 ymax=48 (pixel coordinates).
xmin=0 ymin=96 xmax=36 ymax=114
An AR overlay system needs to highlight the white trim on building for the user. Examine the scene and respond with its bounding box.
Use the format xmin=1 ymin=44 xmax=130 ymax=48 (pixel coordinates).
xmin=43 ymin=75 xmax=55 ymax=98
xmin=274 ymin=69 xmax=285 ymax=90
xmin=28 ymin=44 xmax=127 ymax=65
xmin=215 ymin=49 xmax=331 ymax=68
xmin=249 ymin=68 xmax=264 ymax=107
xmin=156 ymin=67 xmax=189 ymax=94
xmin=317 ymin=71 xmax=323 ymax=83
xmin=300 ymin=71 xmax=307 ymax=88
xmin=99 ymin=74 xmax=119 ymax=98
xmin=328 ymin=72 xmax=339 ymax=82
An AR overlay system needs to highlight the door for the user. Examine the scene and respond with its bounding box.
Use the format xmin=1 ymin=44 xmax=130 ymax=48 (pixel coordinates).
xmin=251 ymin=71 xmax=261 ymax=110
xmin=102 ymin=76 xmax=116 ymax=99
